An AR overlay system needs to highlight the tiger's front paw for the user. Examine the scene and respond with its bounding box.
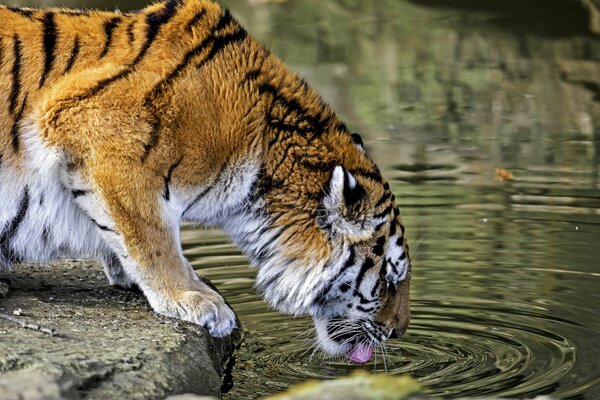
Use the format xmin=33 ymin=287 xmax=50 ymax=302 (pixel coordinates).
xmin=178 ymin=290 xmax=237 ymax=337
xmin=150 ymin=287 xmax=237 ymax=337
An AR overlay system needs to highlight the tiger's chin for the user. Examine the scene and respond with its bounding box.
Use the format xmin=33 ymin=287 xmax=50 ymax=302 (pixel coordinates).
xmin=314 ymin=318 xmax=354 ymax=355
xmin=313 ymin=317 xmax=382 ymax=364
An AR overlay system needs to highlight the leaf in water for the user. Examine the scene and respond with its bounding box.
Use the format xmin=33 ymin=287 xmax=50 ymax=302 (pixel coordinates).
xmin=495 ymin=167 xmax=514 ymax=181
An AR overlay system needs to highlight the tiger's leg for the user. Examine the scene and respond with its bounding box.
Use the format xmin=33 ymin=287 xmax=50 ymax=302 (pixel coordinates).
xmin=72 ymin=164 xmax=236 ymax=337
xmin=100 ymin=251 xmax=136 ymax=289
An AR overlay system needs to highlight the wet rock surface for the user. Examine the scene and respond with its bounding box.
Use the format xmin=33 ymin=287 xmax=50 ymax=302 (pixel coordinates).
xmin=0 ymin=261 xmax=240 ymax=400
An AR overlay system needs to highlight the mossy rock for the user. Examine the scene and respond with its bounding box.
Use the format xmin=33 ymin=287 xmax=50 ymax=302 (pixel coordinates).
xmin=267 ymin=371 xmax=422 ymax=400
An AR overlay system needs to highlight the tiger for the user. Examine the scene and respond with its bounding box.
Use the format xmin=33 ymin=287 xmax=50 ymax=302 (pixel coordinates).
xmin=0 ymin=0 xmax=411 ymax=362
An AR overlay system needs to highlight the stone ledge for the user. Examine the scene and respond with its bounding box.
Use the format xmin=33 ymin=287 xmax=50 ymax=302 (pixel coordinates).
xmin=0 ymin=261 xmax=240 ymax=400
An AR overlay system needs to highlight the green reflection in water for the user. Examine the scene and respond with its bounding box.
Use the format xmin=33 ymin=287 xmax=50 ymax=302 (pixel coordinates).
xmin=6 ymin=0 xmax=600 ymax=398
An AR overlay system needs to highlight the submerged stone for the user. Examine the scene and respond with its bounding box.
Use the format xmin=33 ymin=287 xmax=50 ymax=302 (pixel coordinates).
xmin=0 ymin=261 xmax=240 ymax=400
xmin=266 ymin=370 xmax=422 ymax=400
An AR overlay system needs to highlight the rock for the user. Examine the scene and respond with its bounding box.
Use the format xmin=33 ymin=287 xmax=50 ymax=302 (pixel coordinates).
xmin=264 ymin=371 xmax=556 ymax=400
xmin=583 ymin=0 xmax=600 ymax=35
xmin=0 ymin=370 xmax=79 ymax=400
xmin=0 ymin=261 xmax=240 ymax=400
xmin=0 ymin=280 xmax=8 ymax=299
xmin=266 ymin=371 xmax=422 ymax=400
xmin=560 ymin=60 xmax=600 ymax=88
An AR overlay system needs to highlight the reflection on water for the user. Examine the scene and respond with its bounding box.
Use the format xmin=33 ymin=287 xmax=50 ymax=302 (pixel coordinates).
xmin=8 ymin=0 xmax=600 ymax=398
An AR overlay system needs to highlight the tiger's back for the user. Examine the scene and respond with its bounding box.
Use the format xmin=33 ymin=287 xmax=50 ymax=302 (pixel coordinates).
xmin=0 ymin=0 xmax=411 ymax=361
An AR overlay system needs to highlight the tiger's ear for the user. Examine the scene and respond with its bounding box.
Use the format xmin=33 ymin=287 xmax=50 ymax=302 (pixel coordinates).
xmin=319 ymin=166 xmax=374 ymax=240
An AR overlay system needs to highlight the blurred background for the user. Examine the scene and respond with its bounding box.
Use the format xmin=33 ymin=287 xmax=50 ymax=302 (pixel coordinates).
xmin=7 ymin=0 xmax=600 ymax=399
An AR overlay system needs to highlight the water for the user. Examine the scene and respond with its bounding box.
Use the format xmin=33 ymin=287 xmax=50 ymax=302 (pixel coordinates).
xmin=9 ymin=0 xmax=600 ymax=398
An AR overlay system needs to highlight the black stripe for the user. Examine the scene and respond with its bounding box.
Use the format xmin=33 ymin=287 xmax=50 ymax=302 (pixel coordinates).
xmin=71 ymin=189 xmax=87 ymax=198
xmin=66 ymin=1 xmax=181 ymax=103
xmin=56 ymin=9 xmax=90 ymax=17
xmin=196 ymin=28 xmax=247 ymax=70
xmin=351 ymin=132 xmax=364 ymax=147
xmin=42 ymin=226 xmax=51 ymax=245
xmin=214 ymin=9 xmax=233 ymax=31
xmin=380 ymin=259 xmax=388 ymax=279
xmin=374 ymin=220 xmax=386 ymax=231
xmin=390 ymin=221 xmax=397 ymax=236
xmin=90 ymin=218 xmax=113 ymax=232
xmin=374 ymin=205 xmax=393 ymax=220
xmin=126 ymin=21 xmax=136 ymax=44
xmin=39 ymin=12 xmax=57 ymax=88
xmin=11 ymin=94 xmax=27 ymax=152
xmin=339 ymin=247 xmax=356 ymax=274
xmin=146 ymin=10 xmax=236 ymax=102
xmin=64 ymin=36 xmax=80 ymax=74
xmin=336 ymin=121 xmax=349 ymax=132
xmin=183 ymin=187 xmax=211 ymax=216
xmin=375 ymin=191 xmax=391 ymax=207
xmin=182 ymin=158 xmax=230 ymax=216
xmin=74 ymin=69 xmax=132 ymax=103
xmin=357 ymin=305 xmax=377 ymax=313
xmin=257 ymin=83 xmax=333 ymax=139
xmin=9 ymin=35 xmax=22 ymax=116
xmin=0 ymin=188 xmax=30 ymax=264
xmin=355 ymin=257 xmax=374 ymax=288
xmin=185 ymin=9 xmax=207 ymax=32
xmin=132 ymin=0 xmax=181 ymax=65
xmin=373 ymin=236 xmax=386 ymax=257
xmin=7 ymin=7 xmax=35 ymax=19
xmin=140 ymin=11 xmax=237 ymax=160
xmin=99 ymin=17 xmax=121 ymax=59
xmin=242 ymin=69 xmax=261 ymax=85
xmin=313 ymin=247 xmax=357 ymax=305
xmin=349 ymin=168 xmax=382 ymax=183
xmin=355 ymin=289 xmax=375 ymax=305
xmin=370 ymin=280 xmax=380 ymax=298
xmin=387 ymin=257 xmax=398 ymax=276
xmin=163 ymin=157 xmax=182 ymax=201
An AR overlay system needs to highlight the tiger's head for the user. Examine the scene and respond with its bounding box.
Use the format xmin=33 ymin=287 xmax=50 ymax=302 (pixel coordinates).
xmin=311 ymin=154 xmax=411 ymax=362
xmin=226 ymin=127 xmax=411 ymax=363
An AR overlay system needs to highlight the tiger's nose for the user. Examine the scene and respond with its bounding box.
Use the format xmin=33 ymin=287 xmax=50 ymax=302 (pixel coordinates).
xmin=388 ymin=326 xmax=407 ymax=339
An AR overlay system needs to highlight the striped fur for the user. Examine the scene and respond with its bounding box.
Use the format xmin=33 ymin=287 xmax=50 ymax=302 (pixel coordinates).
xmin=0 ymin=0 xmax=410 ymax=354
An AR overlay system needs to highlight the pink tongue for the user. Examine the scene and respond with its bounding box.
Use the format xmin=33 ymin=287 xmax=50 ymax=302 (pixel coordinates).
xmin=346 ymin=343 xmax=374 ymax=363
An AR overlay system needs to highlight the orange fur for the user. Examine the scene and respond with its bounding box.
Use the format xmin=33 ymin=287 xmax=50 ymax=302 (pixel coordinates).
xmin=0 ymin=0 xmax=410 ymax=346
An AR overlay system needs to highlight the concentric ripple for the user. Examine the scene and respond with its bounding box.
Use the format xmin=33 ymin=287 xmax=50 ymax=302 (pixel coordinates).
xmin=222 ymin=299 xmax=598 ymax=399
xmin=181 ymin=220 xmax=600 ymax=400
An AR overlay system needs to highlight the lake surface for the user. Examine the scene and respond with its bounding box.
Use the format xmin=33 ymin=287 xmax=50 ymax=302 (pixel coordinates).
xmin=10 ymin=0 xmax=600 ymax=398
